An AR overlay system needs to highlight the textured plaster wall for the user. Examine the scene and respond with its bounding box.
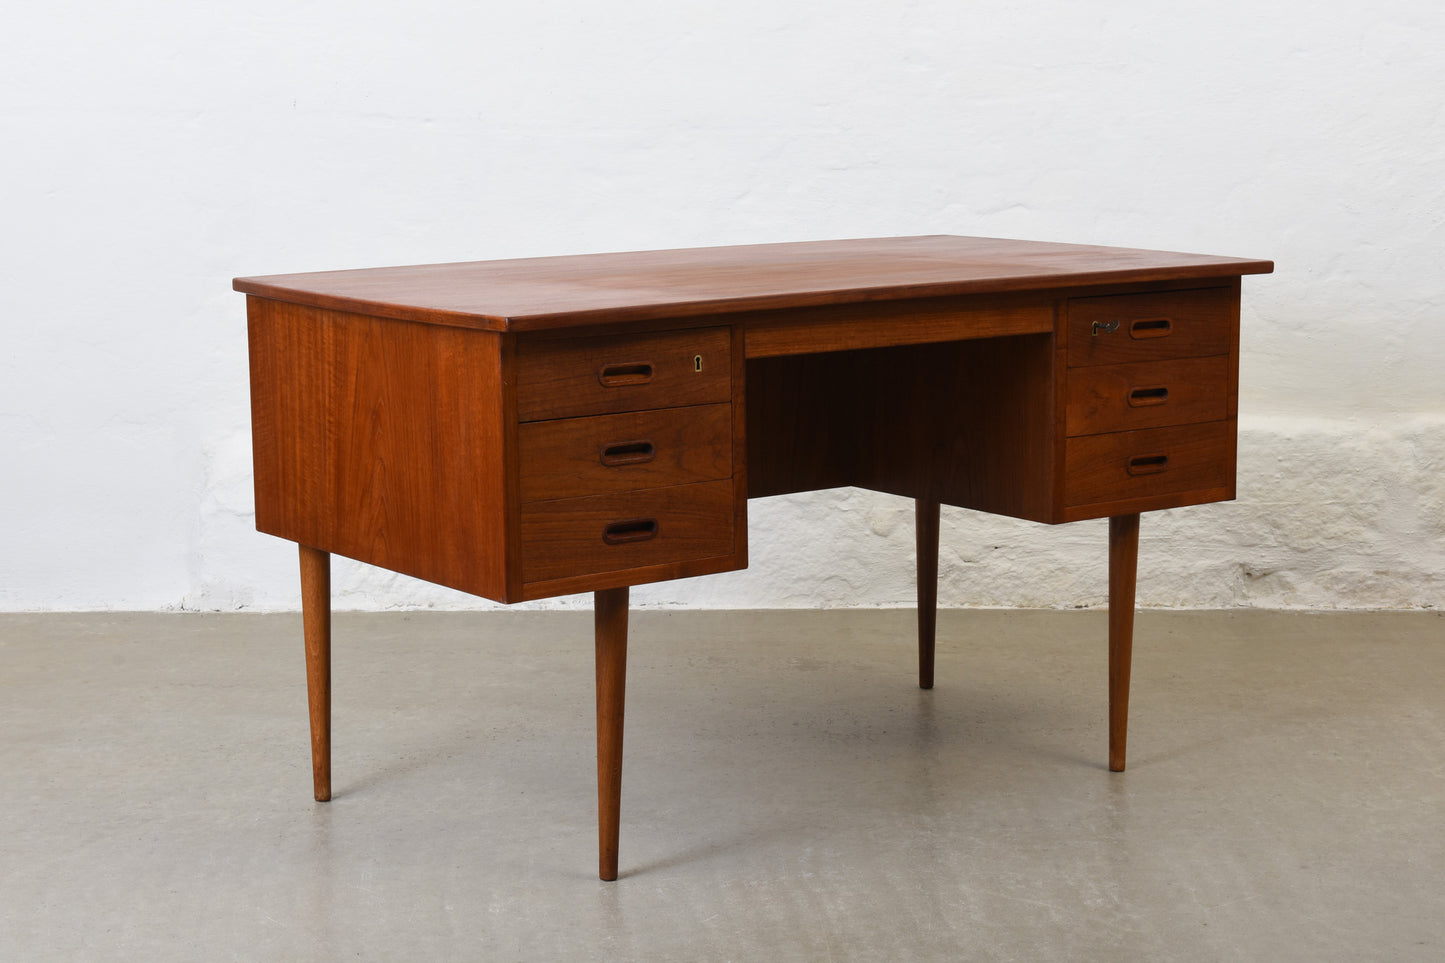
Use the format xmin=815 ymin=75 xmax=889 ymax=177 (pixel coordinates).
xmin=1 ymin=1 xmax=1441 ymax=612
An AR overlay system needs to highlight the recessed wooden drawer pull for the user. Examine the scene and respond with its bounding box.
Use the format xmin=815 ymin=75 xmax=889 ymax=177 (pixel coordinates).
xmin=602 ymin=518 xmax=659 ymax=545
xmin=598 ymin=440 xmax=656 ymax=467
xmin=1126 ymin=453 xmax=1169 ymax=475
xmin=1129 ymin=318 xmax=1172 ymax=339
xmin=598 ymin=362 xmax=653 ymax=386
xmin=1067 ymin=287 xmax=1233 ymax=366
xmin=1127 ymin=385 xmax=1170 ymax=407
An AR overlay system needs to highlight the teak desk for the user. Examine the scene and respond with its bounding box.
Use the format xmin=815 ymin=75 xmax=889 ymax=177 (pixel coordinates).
xmin=236 ymin=236 xmax=1273 ymax=880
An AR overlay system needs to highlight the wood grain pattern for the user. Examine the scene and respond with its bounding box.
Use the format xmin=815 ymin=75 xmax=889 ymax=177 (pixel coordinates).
xmin=247 ymin=298 xmax=513 ymax=600
xmin=1065 ymin=356 xmax=1230 ymax=436
xmin=516 ymin=552 xmax=748 ymax=603
xmin=519 ymin=479 xmax=736 ymax=584
xmin=516 ymin=327 xmax=731 ymax=421
xmin=1063 ymin=421 xmax=1234 ymax=508
xmin=744 ymin=292 xmax=1052 ymax=358
xmin=748 ymin=335 xmax=1058 ymax=521
xmin=856 ymin=336 xmax=1058 ymax=521
xmin=234 ymin=236 xmax=1273 ymax=333
xmin=1067 ymin=286 xmax=1234 ymax=366
xmin=1054 ymin=485 xmax=1237 ymax=524
xmin=744 ymin=352 xmax=857 ymax=498
xmin=518 ymin=404 xmax=732 ymax=502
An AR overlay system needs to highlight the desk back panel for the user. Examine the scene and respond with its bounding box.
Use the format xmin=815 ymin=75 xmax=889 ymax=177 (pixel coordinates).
xmin=745 ymin=352 xmax=861 ymax=497
xmin=746 ymin=334 xmax=1057 ymax=521
xmin=853 ymin=335 xmax=1059 ymax=520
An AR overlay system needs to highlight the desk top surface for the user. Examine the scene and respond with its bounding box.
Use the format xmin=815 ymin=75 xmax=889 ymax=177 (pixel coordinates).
xmin=234 ymin=235 xmax=1273 ymax=332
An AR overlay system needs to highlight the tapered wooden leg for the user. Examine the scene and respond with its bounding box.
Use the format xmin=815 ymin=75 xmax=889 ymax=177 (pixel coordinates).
xmin=299 ymin=544 xmax=332 ymax=802
xmin=594 ymin=586 xmax=629 ymax=881
xmin=916 ymin=498 xmax=940 ymax=690
xmin=1108 ymin=514 xmax=1140 ymax=773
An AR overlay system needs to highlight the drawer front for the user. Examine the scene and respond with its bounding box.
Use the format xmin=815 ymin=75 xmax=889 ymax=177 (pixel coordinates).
xmin=519 ymin=403 xmax=732 ymax=502
xmin=1067 ymin=287 xmax=1234 ymax=366
xmin=1066 ymin=357 xmax=1229 ymax=436
xmin=517 ymin=327 xmax=731 ymax=421
xmin=1064 ymin=422 xmax=1233 ymax=507
xmin=520 ymin=479 xmax=736 ymax=583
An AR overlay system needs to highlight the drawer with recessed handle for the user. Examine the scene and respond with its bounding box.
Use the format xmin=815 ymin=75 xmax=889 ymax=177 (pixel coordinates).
xmin=1065 ymin=356 xmax=1229 ymax=436
xmin=516 ymin=327 xmax=731 ymax=421
xmin=1063 ymin=421 xmax=1233 ymax=507
xmin=1067 ymin=287 xmax=1234 ymax=367
xmin=519 ymin=479 xmax=736 ymax=583
xmin=519 ymin=403 xmax=732 ymax=501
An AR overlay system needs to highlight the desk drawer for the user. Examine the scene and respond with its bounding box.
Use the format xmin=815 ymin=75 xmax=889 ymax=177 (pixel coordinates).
xmin=516 ymin=327 xmax=731 ymax=421
xmin=1064 ymin=422 xmax=1233 ymax=507
xmin=1067 ymin=287 xmax=1233 ymax=366
xmin=1066 ymin=357 xmax=1229 ymax=436
xmin=519 ymin=403 xmax=732 ymax=501
xmin=520 ymin=479 xmax=736 ymax=583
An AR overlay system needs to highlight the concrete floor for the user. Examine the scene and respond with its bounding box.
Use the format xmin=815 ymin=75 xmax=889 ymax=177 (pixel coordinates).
xmin=1 ymin=610 xmax=1441 ymax=961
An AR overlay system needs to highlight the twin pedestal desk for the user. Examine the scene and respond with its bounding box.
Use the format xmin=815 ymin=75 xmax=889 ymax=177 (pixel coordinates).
xmin=236 ymin=236 xmax=1272 ymax=879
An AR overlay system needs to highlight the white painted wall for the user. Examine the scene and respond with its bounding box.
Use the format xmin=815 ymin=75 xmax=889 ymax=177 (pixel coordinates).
xmin=2 ymin=1 xmax=1441 ymax=611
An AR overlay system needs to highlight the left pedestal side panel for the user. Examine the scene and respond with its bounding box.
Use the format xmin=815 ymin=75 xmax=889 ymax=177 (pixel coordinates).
xmin=246 ymin=297 xmax=516 ymax=602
